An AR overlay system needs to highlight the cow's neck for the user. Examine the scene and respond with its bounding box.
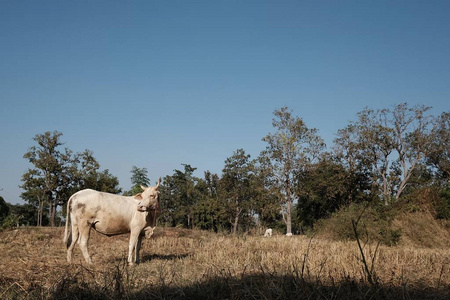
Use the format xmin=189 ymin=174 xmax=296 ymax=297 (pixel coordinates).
xmin=145 ymin=209 xmax=156 ymax=226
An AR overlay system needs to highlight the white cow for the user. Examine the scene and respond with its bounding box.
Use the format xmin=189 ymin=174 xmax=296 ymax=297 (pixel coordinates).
xmin=63 ymin=178 xmax=161 ymax=265
xmin=264 ymin=228 xmax=272 ymax=237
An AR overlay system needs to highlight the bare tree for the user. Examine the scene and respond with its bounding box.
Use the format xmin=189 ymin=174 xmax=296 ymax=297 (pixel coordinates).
xmin=336 ymin=103 xmax=433 ymax=204
xmin=262 ymin=107 xmax=324 ymax=234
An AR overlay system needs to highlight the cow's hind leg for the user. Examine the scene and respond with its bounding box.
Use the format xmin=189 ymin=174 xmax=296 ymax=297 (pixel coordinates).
xmin=78 ymin=223 xmax=92 ymax=264
xmin=67 ymin=222 xmax=79 ymax=263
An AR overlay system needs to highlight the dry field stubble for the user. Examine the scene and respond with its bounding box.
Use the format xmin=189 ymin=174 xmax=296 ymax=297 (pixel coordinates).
xmin=0 ymin=227 xmax=449 ymax=299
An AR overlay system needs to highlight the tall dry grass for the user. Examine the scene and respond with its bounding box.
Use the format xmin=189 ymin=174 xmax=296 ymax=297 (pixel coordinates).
xmin=0 ymin=227 xmax=449 ymax=299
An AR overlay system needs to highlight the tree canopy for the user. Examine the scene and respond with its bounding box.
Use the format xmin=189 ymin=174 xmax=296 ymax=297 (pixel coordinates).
xmin=21 ymin=131 xmax=120 ymax=226
xmin=123 ymin=166 xmax=151 ymax=196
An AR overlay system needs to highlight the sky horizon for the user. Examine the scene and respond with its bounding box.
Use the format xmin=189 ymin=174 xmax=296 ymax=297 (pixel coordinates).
xmin=1 ymin=1 xmax=449 ymax=205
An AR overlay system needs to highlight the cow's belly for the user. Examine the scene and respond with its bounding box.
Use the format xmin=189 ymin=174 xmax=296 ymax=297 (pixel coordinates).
xmin=91 ymin=215 xmax=131 ymax=236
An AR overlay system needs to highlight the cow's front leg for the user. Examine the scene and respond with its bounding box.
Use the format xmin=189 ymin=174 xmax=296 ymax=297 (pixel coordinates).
xmin=128 ymin=230 xmax=140 ymax=265
xmin=135 ymin=235 xmax=143 ymax=264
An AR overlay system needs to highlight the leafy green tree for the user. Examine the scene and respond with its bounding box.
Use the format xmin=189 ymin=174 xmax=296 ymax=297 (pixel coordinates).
xmin=159 ymin=166 xmax=228 ymax=231
xmin=158 ymin=176 xmax=175 ymax=227
xmin=203 ymin=170 xmax=219 ymax=199
xmin=159 ymin=164 xmax=198 ymax=228
xmin=95 ymin=169 xmax=122 ymax=194
xmin=73 ymin=149 xmax=99 ymax=189
xmin=334 ymin=124 xmax=377 ymax=205
xmin=193 ymin=174 xmax=228 ymax=232
xmin=21 ymin=131 xmax=72 ymax=226
xmin=295 ymin=155 xmax=350 ymax=229
xmin=123 ymin=166 xmax=151 ymax=196
xmin=20 ymin=169 xmax=47 ymax=226
xmin=252 ymin=154 xmax=281 ymax=230
xmin=191 ymin=172 xmax=227 ymax=232
xmin=262 ymin=107 xmax=325 ymax=235
xmin=219 ymin=149 xmax=255 ymax=234
xmin=22 ymin=131 xmax=121 ymax=226
xmin=71 ymin=149 xmax=121 ymax=194
xmin=131 ymin=166 xmax=151 ymax=186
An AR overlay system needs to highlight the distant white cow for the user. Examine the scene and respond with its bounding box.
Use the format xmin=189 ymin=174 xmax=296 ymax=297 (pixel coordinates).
xmin=286 ymin=232 xmax=293 ymax=237
xmin=63 ymin=178 xmax=161 ymax=265
xmin=264 ymin=228 xmax=272 ymax=237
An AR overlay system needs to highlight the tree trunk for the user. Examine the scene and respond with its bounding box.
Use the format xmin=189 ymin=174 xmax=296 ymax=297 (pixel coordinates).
xmin=49 ymin=203 xmax=56 ymax=227
xmin=187 ymin=213 xmax=190 ymax=228
xmin=233 ymin=215 xmax=239 ymax=235
xmin=285 ymin=174 xmax=293 ymax=235
xmin=37 ymin=197 xmax=43 ymax=227
xmin=286 ymin=199 xmax=292 ymax=235
xmin=395 ymin=156 xmax=419 ymax=201
xmin=377 ymin=154 xmax=391 ymax=206
xmin=233 ymin=206 xmax=241 ymax=235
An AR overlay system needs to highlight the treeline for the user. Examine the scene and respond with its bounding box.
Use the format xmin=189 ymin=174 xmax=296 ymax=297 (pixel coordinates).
xmin=1 ymin=103 xmax=449 ymax=234
xmin=161 ymin=103 xmax=449 ymax=234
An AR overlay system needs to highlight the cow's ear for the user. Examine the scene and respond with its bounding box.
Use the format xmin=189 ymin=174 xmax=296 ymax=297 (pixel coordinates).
xmin=134 ymin=193 xmax=143 ymax=200
xmin=156 ymin=177 xmax=161 ymax=189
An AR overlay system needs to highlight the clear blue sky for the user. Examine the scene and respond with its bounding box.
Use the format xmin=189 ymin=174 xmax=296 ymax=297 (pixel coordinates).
xmin=1 ymin=1 xmax=449 ymax=204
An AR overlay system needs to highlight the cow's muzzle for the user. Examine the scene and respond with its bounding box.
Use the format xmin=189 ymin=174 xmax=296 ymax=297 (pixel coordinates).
xmin=137 ymin=205 xmax=148 ymax=212
xmin=137 ymin=203 xmax=157 ymax=212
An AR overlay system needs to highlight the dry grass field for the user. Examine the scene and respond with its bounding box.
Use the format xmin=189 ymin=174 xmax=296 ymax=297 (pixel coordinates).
xmin=0 ymin=226 xmax=449 ymax=299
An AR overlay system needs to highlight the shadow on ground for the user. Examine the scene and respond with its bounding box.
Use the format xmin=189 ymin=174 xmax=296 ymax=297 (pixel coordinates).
xmin=3 ymin=272 xmax=448 ymax=300
xmin=111 ymin=253 xmax=192 ymax=264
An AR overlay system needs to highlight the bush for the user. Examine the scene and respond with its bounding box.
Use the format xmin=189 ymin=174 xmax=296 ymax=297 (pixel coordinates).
xmin=1 ymin=214 xmax=21 ymax=230
xmin=400 ymin=187 xmax=450 ymax=220
xmin=315 ymin=202 xmax=400 ymax=246
xmin=315 ymin=187 xmax=450 ymax=247
xmin=438 ymin=186 xmax=450 ymax=219
xmin=0 ymin=197 xmax=9 ymax=226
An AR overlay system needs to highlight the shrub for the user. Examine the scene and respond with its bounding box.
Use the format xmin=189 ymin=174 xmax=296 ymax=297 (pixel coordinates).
xmin=315 ymin=202 xmax=400 ymax=246
xmin=438 ymin=186 xmax=450 ymax=219
xmin=0 ymin=197 xmax=10 ymax=227
xmin=0 ymin=214 xmax=20 ymax=230
xmin=400 ymin=187 xmax=450 ymax=220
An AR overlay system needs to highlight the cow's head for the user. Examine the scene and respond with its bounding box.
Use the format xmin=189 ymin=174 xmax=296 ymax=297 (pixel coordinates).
xmin=134 ymin=178 xmax=161 ymax=212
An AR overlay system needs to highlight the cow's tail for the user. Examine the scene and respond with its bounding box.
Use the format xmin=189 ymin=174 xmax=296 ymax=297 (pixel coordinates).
xmin=63 ymin=196 xmax=72 ymax=248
